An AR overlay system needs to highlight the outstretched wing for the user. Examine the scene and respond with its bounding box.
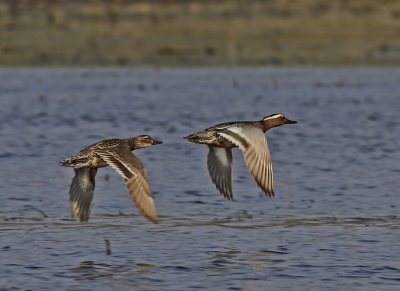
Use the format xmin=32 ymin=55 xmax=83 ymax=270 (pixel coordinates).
xmin=217 ymin=125 xmax=274 ymax=196
xmin=95 ymin=146 xmax=158 ymax=223
xmin=207 ymin=146 xmax=233 ymax=199
xmin=69 ymin=167 xmax=98 ymax=222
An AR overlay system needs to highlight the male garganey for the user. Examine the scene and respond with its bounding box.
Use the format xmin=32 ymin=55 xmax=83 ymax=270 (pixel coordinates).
xmin=184 ymin=114 xmax=297 ymax=199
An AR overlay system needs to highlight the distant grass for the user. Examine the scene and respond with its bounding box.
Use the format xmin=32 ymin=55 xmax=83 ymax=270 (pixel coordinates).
xmin=1 ymin=0 xmax=400 ymax=66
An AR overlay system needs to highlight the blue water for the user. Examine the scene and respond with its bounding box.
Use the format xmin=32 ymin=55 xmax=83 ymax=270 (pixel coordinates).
xmin=0 ymin=68 xmax=400 ymax=290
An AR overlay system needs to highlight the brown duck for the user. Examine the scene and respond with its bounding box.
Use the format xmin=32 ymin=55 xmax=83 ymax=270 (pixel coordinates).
xmin=61 ymin=135 xmax=162 ymax=223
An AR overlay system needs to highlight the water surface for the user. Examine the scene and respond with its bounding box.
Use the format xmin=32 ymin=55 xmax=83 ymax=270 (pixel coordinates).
xmin=1 ymin=68 xmax=400 ymax=290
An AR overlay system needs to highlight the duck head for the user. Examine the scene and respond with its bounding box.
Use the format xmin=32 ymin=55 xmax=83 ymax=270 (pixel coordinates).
xmin=129 ymin=135 xmax=163 ymax=150
xmin=261 ymin=113 xmax=297 ymax=131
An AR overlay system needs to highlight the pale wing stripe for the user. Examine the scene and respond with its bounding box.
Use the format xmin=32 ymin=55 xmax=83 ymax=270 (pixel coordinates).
xmin=218 ymin=131 xmax=247 ymax=151
xmin=110 ymin=151 xmax=139 ymax=176
xmin=218 ymin=126 xmax=274 ymax=196
xmin=95 ymin=150 xmax=135 ymax=180
xmin=97 ymin=147 xmax=158 ymax=223
xmin=100 ymin=154 xmax=130 ymax=180
xmin=100 ymin=147 xmax=147 ymax=178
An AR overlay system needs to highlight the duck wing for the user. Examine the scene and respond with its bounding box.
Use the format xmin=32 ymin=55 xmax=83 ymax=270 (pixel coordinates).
xmin=217 ymin=125 xmax=274 ymax=196
xmin=207 ymin=146 xmax=233 ymax=199
xmin=95 ymin=146 xmax=158 ymax=223
xmin=69 ymin=167 xmax=98 ymax=222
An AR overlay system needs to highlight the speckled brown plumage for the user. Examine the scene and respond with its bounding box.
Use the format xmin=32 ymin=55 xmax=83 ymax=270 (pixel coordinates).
xmin=61 ymin=135 xmax=162 ymax=223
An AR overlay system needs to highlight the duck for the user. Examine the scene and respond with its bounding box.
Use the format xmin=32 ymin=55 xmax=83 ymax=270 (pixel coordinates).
xmin=183 ymin=114 xmax=297 ymax=199
xmin=61 ymin=135 xmax=162 ymax=223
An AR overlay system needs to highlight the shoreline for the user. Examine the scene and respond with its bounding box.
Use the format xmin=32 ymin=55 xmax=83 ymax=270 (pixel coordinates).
xmin=1 ymin=0 xmax=400 ymax=67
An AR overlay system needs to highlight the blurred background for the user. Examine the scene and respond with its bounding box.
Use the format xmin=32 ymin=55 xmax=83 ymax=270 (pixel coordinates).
xmin=1 ymin=0 xmax=400 ymax=67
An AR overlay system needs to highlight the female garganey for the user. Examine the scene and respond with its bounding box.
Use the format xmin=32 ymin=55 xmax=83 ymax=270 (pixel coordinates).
xmin=183 ymin=114 xmax=297 ymax=199
xmin=61 ymin=135 xmax=162 ymax=223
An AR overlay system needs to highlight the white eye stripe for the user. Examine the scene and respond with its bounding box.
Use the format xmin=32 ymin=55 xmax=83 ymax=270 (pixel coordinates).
xmin=264 ymin=114 xmax=283 ymax=121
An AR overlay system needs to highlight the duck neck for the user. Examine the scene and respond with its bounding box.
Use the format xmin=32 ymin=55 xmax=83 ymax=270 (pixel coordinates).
xmin=127 ymin=137 xmax=139 ymax=151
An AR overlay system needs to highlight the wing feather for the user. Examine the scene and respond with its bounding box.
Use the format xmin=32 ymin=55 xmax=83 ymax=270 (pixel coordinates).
xmin=69 ymin=167 xmax=98 ymax=222
xmin=126 ymin=175 xmax=158 ymax=223
xmin=217 ymin=125 xmax=274 ymax=196
xmin=207 ymin=146 xmax=233 ymax=199
xmin=95 ymin=146 xmax=158 ymax=223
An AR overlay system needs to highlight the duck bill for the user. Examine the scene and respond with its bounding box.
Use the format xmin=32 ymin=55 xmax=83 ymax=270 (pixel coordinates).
xmin=183 ymin=133 xmax=195 ymax=140
xmin=182 ymin=133 xmax=199 ymax=143
xmin=285 ymin=118 xmax=298 ymax=124
xmin=152 ymin=139 xmax=163 ymax=145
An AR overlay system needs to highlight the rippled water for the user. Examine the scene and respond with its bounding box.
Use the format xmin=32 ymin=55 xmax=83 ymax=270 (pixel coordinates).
xmin=1 ymin=68 xmax=400 ymax=290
